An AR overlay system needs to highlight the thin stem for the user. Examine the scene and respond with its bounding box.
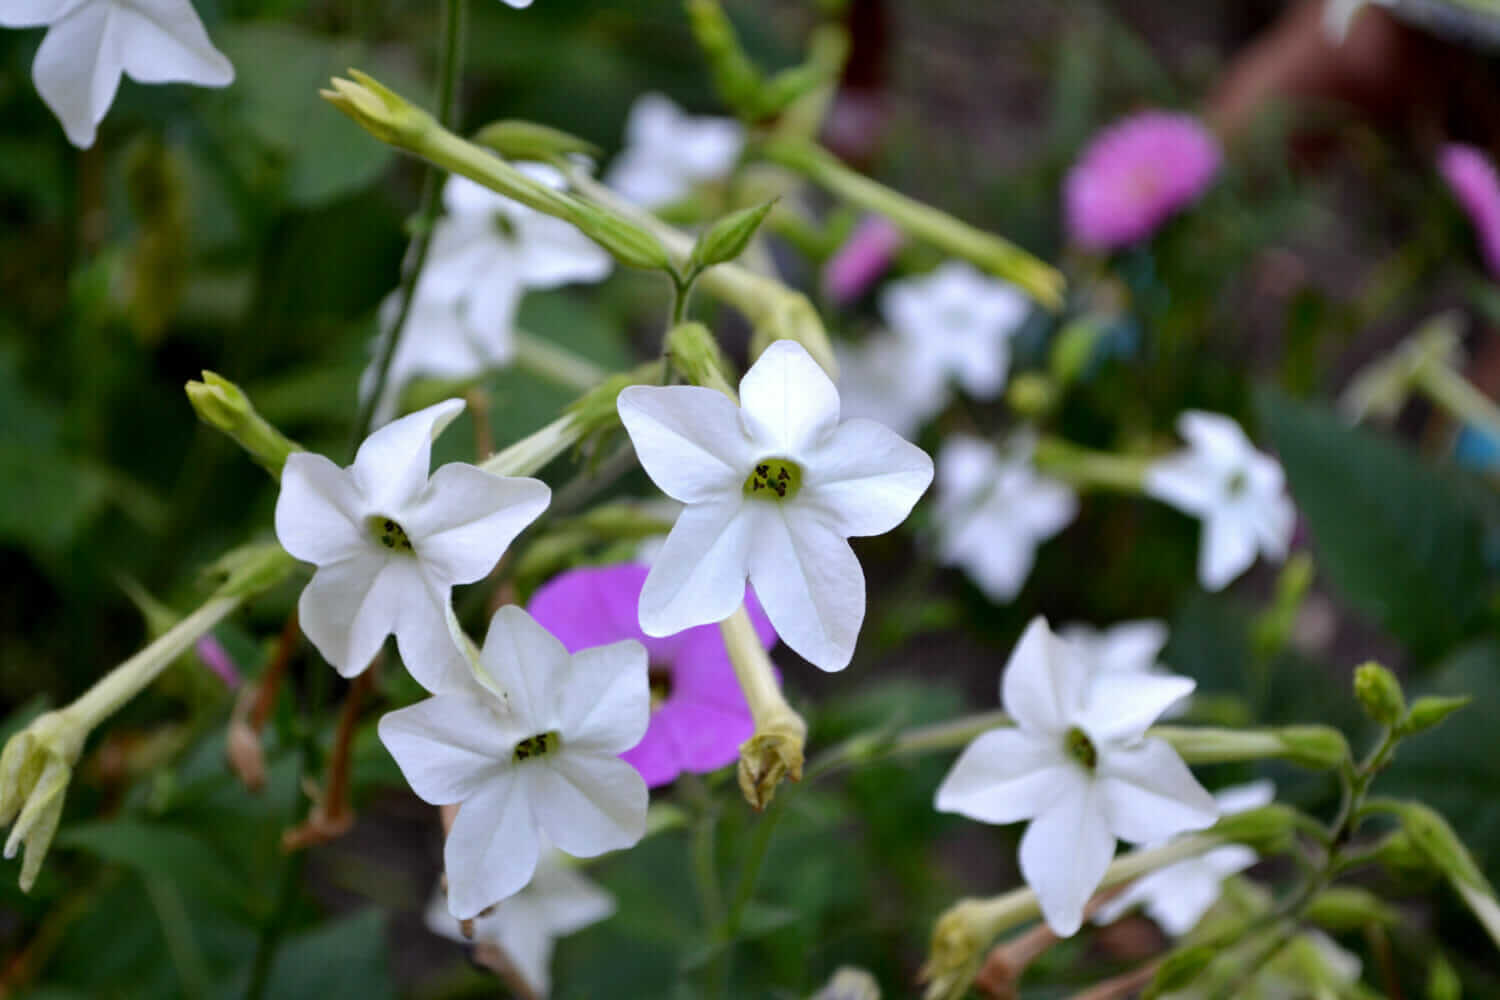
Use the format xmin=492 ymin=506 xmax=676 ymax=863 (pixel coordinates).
xmin=511 ymin=331 xmax=607 ymax=391
xmin=1415 ymin=363 xmax=1500 ymax=446
xmin=718 ymin=795 xmax=788 ymax=994
xmin=348 ymin=0 xmax=468 ymax=448
xmin=250 ymin=612 xmax=302 ymax=732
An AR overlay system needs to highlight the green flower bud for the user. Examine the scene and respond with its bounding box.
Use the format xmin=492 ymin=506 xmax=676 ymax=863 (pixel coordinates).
xmin=1049 ymin=319 xmax=1102 ymax=386
xmin=1209 ymin=804 xmax=1298 ymax=855
xmin=1304 ymin=887 xmax=1400 ymax=930
xmin=1353 ymin=661 xmax=1406 ymax=727
xmin=562 ymin=201 xmax=675 ymax=272
xmin=689 ymin=199 xmax=778 ymax=275
xmin=322 ymin=70 xmax=435 ymax=149
xmin=1275 ymin=725 xmax=1351 ymax=770
xmin=185 ymin=371 xmax=301 ymax=479
xmin=1393 ymin=801 xmax=1489 ymax=891
xmin=470 ymin=119 xmax=599 ymax=162
xmin=665 ymin=322 xmax=737 ymax=397
xmin=1006 ymin=373 xmax=1056 ymax=418
xmin=1401 ymin=694 xmax=1471 ymax=737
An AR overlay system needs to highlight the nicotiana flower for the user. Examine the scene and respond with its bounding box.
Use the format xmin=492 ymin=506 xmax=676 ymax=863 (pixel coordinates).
xmin=528 ymin=563 xmax=776 ymax=788
xmin=1093 ymin=780 xmax=1275 ymax=935
xmin=1059 ymin=619 xmax=1187 ymax=718
xmin=1 ymin=0 xmax=233 ymax=149
xmin=934 ymin=617 xmax=1218 ymax=936
xmin=616 ymin=339 xmax=933 ymax=671
xmin=879 ymin=260 xmax=1031 ymax=401
xmin=275 ymin=399 xmax=550 ymax=692
xmin=1144 ymin=411 xmax=1296 ymax=592
xmin=833 ymin=333 xmax=949 ymax=439
xmin=425 ymin=842 xmax=614 ymax=998
xmin=1439 ymin=143 xmax=1500 ymax=279
xmin=932 ymin=434 xmax=1077 ymax=603
xmin=1064 ymin=111 xmax=1221 ymax=252
xmin=605 ymin=92 xmax=744 ymax=208
xmin=380 ymin=605 xmax=650 ymax=919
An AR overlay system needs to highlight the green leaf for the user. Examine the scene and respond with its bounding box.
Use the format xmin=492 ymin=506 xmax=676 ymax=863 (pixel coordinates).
xmin=253 ymin=910 xmax=395 ymax=1000
xmin=56 ymin=819 xmax=249 ymax=918
xmin=1256 ymin=388 xmax=1496 ymax=659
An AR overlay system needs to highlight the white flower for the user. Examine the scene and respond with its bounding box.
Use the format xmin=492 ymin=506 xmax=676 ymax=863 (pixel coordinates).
xmin=424 ymin=843 xmax=614 ymax=997
xmin=1 ymin=0 xmax=233 ymax=149
xmin=932 ymin=434 xmax=1077 ymax=603
xmin=616 ymin=339 xmax=933 ymax=671
xmin=423 ymin=167 xmax=611 ymax=328
xmin=878 ymin=260 xmax=1031 ymax=401
xmin=934 ymin=617 xmax=1218 ymax=936
xmin=380 ymin=605 xmax=649 ymax=919
xmin=499 ymin=0 xmax=533 ymax=7
xmin=1144 ymin=411 xmax=1296 ymax=591
xmin=1059 ymin=619 xmax=1188 ymax=718
xmin=833 ymin=333 xmax=949 ymax=439
xmin=275 ymin=399 xmax=550 ymax=692
xmin=605 ymin=92 xmax=744 ymax=208
xmin=1093 ymin=780 xmax=1275 ymax=935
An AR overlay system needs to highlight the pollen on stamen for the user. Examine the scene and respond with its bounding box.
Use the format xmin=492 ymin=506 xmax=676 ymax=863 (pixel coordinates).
xmin=743 ymin=457 xmax=804 ymax=501
xmin=1064 ymin=726 xmax=1098 ymax=772
xmin=512 ymin=730 xmax=561 ymax=763
xmin=367 ymin=514 xmax=415 ymax=553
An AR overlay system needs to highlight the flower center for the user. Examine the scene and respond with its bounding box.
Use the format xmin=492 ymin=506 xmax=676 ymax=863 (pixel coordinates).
xmin=491 ymin=211 xmax=517 ymax=240
xmin=512 ymin=730 xmax=561 ymax=763
xmin=648 ymin=666 xmax=673 ymax=711
xmin=368 ymin=515 xmax=415 ymax=554
xmin=743 ymin=457 xmax=803 ymax=501
xmin=1225 ymin=469 xmax=1248 ymax=497
xmin=1063 ymin=726 xmax=1098 ymax=772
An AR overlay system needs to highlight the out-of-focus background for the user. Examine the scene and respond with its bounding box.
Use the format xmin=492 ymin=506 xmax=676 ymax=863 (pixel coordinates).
xmin=3 ymin=1 xmax=1500 ymax=996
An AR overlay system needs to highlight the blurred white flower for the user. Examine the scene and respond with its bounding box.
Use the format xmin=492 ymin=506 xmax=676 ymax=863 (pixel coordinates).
xmin=1 ymin=0 xmax=233 ymax=148
xmin=833 ymin=333 xmax=949 ymax=439
xmin=605 ymin=92 xmax=744 ymax=208
xmin=617 ymin=340 xmax=933 ymax=671
xmin=935 ymin=617 xmax=1218 ymax=936
xmin=275 ymin=399 xmax=550 ymax=692
xmin=1093 ymin=780 xmax=1275 ymax=936
xmin=425 ymin=843 xmax=615 ymax=998
xmin=879 ymin=260 xmax=1031 ymax=401
xmin=380 ymin=605 xmax=649 ymax=919
xmin=933 ymin=434 xmax=1077 ymax=603
xmin=1145 ymin=411 xmax=1296 ymax=592
xmin=1060 ymin=619 xmax=1188 ymax=718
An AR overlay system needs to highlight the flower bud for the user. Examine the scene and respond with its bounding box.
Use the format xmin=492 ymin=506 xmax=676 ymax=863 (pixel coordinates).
xmin=666 ymin=322 xmax=737 ymax=397
xmin=689 ymin=200 xmax=778 ymax=275
xmin=0 ymin=711 xmax=85 ymax=892
xmin=470 ymin=119 xmax=599 ymax=162
xmin=1005 ymin=373 xmax=1056 ymax=419
xmin=1209 ymin=804 xmax=1298 ymax=855
xmin=322 ymin=70 xmax=435 ymax=149
xmin=1401 ymin=694 xmax=1471 ymax=737
xmin=1275 ymin=725 xmax=1351 ymax=770
xmin=1353 ymin=661 xmax=1406 ymax=728
xmin=738 ymin=725 xmax=805 ymax=811
xmin=562 ymin=201 xmax=675 ymax=272
xmin=920 ymin=900 xmax=991 ymax=1000
xmin=1304 ymin=887 xmax=1400 ymax=930
xmin=1392 ymin=801 xmax=1488 ymax=891
xmin=185 ymin=371 xmax=301 ymax=479
xmin=747 ymin=292 xmax=839 ymax=380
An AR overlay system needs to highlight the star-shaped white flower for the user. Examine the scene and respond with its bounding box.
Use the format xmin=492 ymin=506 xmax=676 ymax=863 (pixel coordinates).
xmin=616 ymin=339 xmax=934 ymax=671
xmin=605 ymin=92 xmax=744 ymax=208
xmin=932 ymin=434 xmax=1077 ymax=603
xmin=1 ymin=0 xmax=233 ymax=149
xmin=879 ymin=260 xmax=1031 ymax=401
xmin=275 ymin=399 xmax=550 ymax=692
xmin=833 ymin=333 xmax=950 ymax=439
xmin=422 ymin=167 xmax=611 ymax=329
xmin=1093 ymin=780 xmax=1275 ymax=936
xmin=1144 ymin=411 xmax=1296 ymax=592
xmin=934 ymin=617 xmax=1218 ymax=936
xmin=424 ymin=842 xmax=615 ymax=998
xmin=380 ymin=605 xmax=649 ymax=919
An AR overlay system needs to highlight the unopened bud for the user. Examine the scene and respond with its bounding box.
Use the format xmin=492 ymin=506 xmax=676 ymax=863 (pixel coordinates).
xmin=1006 ymin=373 xmax=1056 ymax=418
xmin=1401 ymin=694 xmax=1471 ymax=737
xmin=0 ymin=711 xmax=86 ymax=892
xmin=1393 ymin=801 xmax=1489 ymax=891
xmin=666 ymin=322 xmax=736 ymax=397
xmin=322 ymin=70 xmax=435 ymax=148
xmin=1354 ymin=662 xmax=1406 ymax=728
xmin=1276 ymin=725 xmax=1350 ymax=770
xmin=185 ymin=371 xmax=300 ymax=478
xmin=921 ymin=900 xmax=991 ymax=1000
xmin=227 ymin=685 xmax=267 ymax=793
xmin=1304 ymin=887 xmax=1400 ymax=930
xmin=738 ymin=723 xmax=804 ymax=811
xmin=1209 ymin=804 xmax=1297 ymax=855
xmin=563 ymin=201 xmax=674 ymax=272
xmin=471 ymin=120 xmax=598 ymax=162
xmin=690 ymin=200 xmax=778 ymax=275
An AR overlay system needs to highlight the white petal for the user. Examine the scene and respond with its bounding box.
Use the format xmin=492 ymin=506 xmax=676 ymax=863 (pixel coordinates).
xmin=945 ymin=528 xmax=1034 ymax=603
xmin=738 ymin=340 xmax=841 ymax=458
xmin=623 ymin=92 xmax=681 ymax=147
xmin=445 ymin=777 xmax=539 ymax=919
xmin=555 ymin=641 xmax=650 ymax=755
xmin=443 ymin=174 xmax=505 ymax=219
xmin=1097 ymin=621 xmax=1169 ymax=674
xmin=514 ymin=215 xmax=612 ymax=288
xmin=1199 ymin=511 xmax=1258 ymax=590
xmin=802 ymin=418 xmax=933 ymax=537
xmin=934 ymin=728 xmax=1076 ymax=824
xmin=297 ymin=552 xmax=414 ymax=675
xmin=1097 ymin=738 xmax=1218 ymax=845
xmin=274 ymin=452 xmax=367 ymax=565
xmin=605 ymin=148 xmax=688 ymax=208
xmin=675 ymin=116 xmax=744 ymax=181
xmin=1143 ymin=452 xmax=1219 ymax=515
xmin=1250 ymin=490 xmax=1297 ymax=561
xmin=1214 ymin=779 xmax=1276 ymax=816
xmin=392 ymin=578 xmax=480 ymax=696
xmin=1178 ymin=411 xmax=1252 ymax=464
xmin=1001 ymin=617 xmax=1089 ymax=734
xmin=351 ymin=398 xmax=465 ymax=513
xmin=935 ymin=435 xmax=999 ymax=501
xmin=531 ymin=862 xmax=616 ymax=935
xmin=1080 ymin=671 xmax=1197 ymax=743
xmin=405 ymin=464 xmax=550 ymax=584
xmin=747 ymin=506 xmax=863 ymax=671
xmin=616 ymin=385 xmax=750 ymax=503
xmin=476 ymin=605 xmax=572 ymax=729
xmin=32 ymin=3 xmax=122 ymax=149
xmin=1019 ymin=782 xmax=1115 ymax=937
xmin=490 ymin=905 xmax=554 ymax=996
xmin=533 ymin=754 xmax=648 ymax=858
xmin=116 ymin=0 xmax=233 ymax=87
xmin=1015 ymin=476 xmax=1078 ymax=536
xmin=637 ymin=499 xmax=752 ymax=637
xmin=377 ymin=694 xmax=513 ymax=803
xmin=0 ymin=0 xmax=83 ymax=28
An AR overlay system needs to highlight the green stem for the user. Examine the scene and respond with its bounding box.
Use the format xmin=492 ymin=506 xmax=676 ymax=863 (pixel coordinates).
xmin=1032 ymin=436 xmax=1150 ymax=493
xmin=717 ymin=795 xmax=788 ymax=995
xmin=1414 ymin=363 xmax=1500 ymax=446
xmin=348 ymin=0 xmax=467 ymax=449
xmin=511 ymin=331 xmax=606 ymax=391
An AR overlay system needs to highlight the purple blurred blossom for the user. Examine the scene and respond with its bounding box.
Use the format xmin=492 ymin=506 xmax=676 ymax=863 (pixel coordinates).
xmin=824 ymin=215 xmax=904 ymax=304
xmin=1064 ymin=111 xmax=1221 ymax=251
xmin=1439 ymin=143 xmax=1500 ymax=279
xmin=527 ymin=564 xmax=777 ymax=788
xmin=195 ymin=635 xmax=243 ymax=689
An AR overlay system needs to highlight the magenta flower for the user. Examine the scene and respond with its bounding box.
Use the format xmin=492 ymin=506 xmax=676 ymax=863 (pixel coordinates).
xmin=1439 ymin=143 xmax=1500 ymax=279
xmin=527 ymin=564 xmax=776 ymax=788
xmin=823 ymin=215 xmax=904 ymax=304
xmin=195 ymin=635 xmax=242 ymax=689
xmin=1064 ymin=111 xmax=1221 ymax=251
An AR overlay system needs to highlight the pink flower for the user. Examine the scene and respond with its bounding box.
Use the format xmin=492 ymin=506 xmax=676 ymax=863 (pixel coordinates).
xmin=527 ymin=564 xmax=776 ymax=788
xmin=823 ymin=215 xmax=904 ymax=304
xmin=1439 ymin=143 xmax=1500 ymax=279
xmin=195 ymin=635 xmax=242 ymax=689
xmin=1064 ymin=111 xmax=1221 ymax=251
